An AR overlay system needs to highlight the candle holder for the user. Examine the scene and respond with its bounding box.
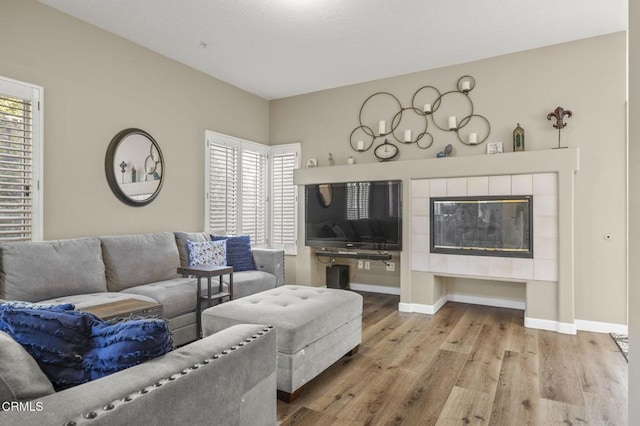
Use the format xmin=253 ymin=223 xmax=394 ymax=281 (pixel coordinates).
xmin=349 ymin=75 xmax=490 ymax=156
xmin=546 ymin=106 xmax=573 ymax=149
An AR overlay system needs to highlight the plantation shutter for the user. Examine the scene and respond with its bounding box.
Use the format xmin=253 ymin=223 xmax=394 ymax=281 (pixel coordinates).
xmin=207 ymin=142 xmax=238 ymax=236
xmin=241 ymin=148 xmax=267 ymax=245
xmin=271 ymin=147 xmax=299 ymax=254
xmin=0 ymin=78 xmax=42 ymax=242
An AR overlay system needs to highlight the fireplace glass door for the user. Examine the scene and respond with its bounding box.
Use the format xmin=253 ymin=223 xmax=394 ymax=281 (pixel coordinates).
xmin=430 ymin=196 xmax=533 ymax=258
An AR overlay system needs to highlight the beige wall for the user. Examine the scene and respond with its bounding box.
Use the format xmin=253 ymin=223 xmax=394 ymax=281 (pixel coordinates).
xmin=0 ymin=0 xmax=269 ymax=239
xmin=271 ymin=33 xmax=627 ymax=325
xmin=628 ymin=2 xmax=638 ymax=424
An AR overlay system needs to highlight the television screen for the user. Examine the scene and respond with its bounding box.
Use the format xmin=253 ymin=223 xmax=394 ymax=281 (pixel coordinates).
xmin=305 ymin=180 xmax=402 ymax=250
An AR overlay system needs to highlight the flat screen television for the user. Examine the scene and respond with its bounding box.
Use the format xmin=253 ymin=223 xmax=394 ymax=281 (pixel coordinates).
xmin=305 ymin=180 xmax=402 ymax=250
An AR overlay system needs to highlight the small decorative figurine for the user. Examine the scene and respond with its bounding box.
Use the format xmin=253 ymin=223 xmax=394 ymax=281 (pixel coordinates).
xmin=119 ymin=161 xmax=127 ymax=184
xmin=513 ymin=123 xmax=525 ymax=152
xmin=436 ymin=144 xmax=453 ymax=158
xmin=328 ymin=153 xmax=334 ymax=166
xmin=547 ymin=106 xmax=573 ymax=149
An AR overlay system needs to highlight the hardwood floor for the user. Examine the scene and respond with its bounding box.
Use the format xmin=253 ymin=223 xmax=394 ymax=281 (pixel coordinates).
xmin=277 ymin=292 xmax=628 ymax=425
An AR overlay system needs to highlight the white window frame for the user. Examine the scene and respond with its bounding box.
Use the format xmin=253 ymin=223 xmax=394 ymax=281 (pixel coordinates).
xmin=204 ymin=131 xmax=269 ymax=247
xmin=0 ymin=76 xmax=43 ymax=241
xmin=204 ymin=131 xmax=300 ymax=254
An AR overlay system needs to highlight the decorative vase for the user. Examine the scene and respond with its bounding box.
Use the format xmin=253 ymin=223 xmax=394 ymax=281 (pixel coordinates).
xmin=513 ymin=123 xmax=525 ymax=152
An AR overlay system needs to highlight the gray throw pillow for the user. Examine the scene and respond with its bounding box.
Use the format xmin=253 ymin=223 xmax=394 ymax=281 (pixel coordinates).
xmin=0 ymin=331 xmax=54 ymax=402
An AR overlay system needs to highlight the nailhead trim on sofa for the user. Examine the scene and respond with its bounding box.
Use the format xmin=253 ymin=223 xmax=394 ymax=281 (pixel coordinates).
xmin=62 ymin=326 xmax=274 ymax=426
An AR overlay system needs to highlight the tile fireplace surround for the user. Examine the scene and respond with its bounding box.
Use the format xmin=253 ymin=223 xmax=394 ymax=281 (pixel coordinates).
xmin=411 ymin=173 xmax=558 ymax=282
xmin=295 ymin=148 xmax=582 ymax=334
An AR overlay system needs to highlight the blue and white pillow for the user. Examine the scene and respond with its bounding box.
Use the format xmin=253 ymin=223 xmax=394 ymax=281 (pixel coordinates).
xmin=187 ymin=239 xmax=226 ymax=267
xmin=210 ymin=235 xmax=256 ymax=272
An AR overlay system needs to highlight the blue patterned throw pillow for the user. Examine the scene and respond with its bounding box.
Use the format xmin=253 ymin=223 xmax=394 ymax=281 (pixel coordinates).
xmin=211 ymin=235 xmax=256 ymax=272
xmin=187 ymin=239 xmax=226 ymax=267
xmin=0 ymin=307 xmax=172 ymax=390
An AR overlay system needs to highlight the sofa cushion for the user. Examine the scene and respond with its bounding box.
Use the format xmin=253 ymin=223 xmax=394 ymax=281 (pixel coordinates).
xmin=222 ymin=270 xmax=276 ymax=299
xmin=0 ymin=331 xmax=54 ymax=403
xmin=174 ymin=232 xmax=211 ymax=267
xmin=187 ymin=240 xmax=226 ymax=267
xmin=211 ymin=235 xmax=256 ymax=272
xmin=120 ymin=278 xmax=196 ymax=318
xmin=0 ymin=307 xmax=172 ymax=390
xmin=0 ymin=237 xmax=107 ymax=301
xmin=100 ymin=233 xmax=180 ymax=292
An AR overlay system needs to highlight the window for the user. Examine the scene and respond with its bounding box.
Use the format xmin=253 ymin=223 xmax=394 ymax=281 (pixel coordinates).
xmin=205 ymin=131 xmax=299 ymax=253
xmin=0 ymin=77 xmax=43 ymax=241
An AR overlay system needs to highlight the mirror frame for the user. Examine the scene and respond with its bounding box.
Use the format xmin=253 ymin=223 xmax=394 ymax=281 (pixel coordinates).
xmin=105 ymin=128 xmax=165 ymax=207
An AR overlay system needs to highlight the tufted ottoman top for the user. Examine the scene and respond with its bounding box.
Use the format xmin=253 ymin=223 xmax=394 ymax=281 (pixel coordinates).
xmin=202 ymin=285 xmax=362 ymax=354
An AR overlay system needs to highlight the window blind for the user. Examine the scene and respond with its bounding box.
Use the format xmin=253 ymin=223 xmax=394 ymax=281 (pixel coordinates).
xmin=271 ymin=150 xmax=297 ymax=253
xmin=241 ymin=148 xmax=267 ymax=245
xmin=0 ymin=95 xmax=33 ymax=241
xmin=208 ymin=142 xmax=238 ymax=236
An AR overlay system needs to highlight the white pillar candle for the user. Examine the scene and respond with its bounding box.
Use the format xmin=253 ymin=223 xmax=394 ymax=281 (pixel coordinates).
xmin=404 ymin=130 xmax=412 ymax=142
xmin=469 ymin=133 xmax=478 ymax=144
xmin=461 ymin=81 xmax=471 ymax=91
xmin=347 ymin=156 xmax=355 ymax=165
xmin=448 ymin=116 xmax=457 ymax=130
xmin=356 ymin=140 xmax=365 ymax=151
xmin=379 ymin=120 xmax=386 ymax=135
xmin=424 ymin=103 xmax=431 ymax=113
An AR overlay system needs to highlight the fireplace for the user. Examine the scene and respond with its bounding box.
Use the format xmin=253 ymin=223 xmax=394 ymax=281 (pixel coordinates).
xmin=430 ymin=195 xmax=533 ymax=258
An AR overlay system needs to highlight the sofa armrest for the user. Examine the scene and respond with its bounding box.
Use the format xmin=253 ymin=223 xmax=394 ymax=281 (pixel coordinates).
xmin=252 ymin=248 xmax=284 ymax=287
xmin=2 ymin=324 xmax=277 ymax=426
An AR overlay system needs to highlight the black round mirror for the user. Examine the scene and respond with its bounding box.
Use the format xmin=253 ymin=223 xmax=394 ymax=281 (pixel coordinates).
xmin=105 ymin=128 xmax=164 ymax=207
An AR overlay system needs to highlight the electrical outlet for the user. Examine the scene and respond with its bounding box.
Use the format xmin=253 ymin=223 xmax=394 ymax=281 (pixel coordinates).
xmin=357 ymin=260 xmax=364 ymax=269
xmin=364 ymin=261 xmax=370 ymax=270
xmin=386 ymin=262 xmax=395 ymax=272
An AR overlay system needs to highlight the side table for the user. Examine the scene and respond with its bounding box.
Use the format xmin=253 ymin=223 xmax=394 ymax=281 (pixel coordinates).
xmin=177 ymin=264 xmax=233 ymax=338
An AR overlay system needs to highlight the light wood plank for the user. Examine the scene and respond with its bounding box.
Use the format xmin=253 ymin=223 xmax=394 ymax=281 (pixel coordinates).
xmin=583 ymin=392 xmax=628 ymax=426
xmin=489 ymin=350 xmax=539 ymax=425
xmin=538 ymin=397 xmax=588 ymax=425
xmin=386 ymin=349 xmax=468 ymax=425
xmin=435 ymin=386 xmax=492 ymax=426
xmin=439 ymin=306 xmax=486 ymax=354
xmin=538 ymin=331 xmax=585 ymax=406
xmin=574 ymin=331 xmax=628 ymax=399
xmin=455 ymin=324 xmax=508 ymax=395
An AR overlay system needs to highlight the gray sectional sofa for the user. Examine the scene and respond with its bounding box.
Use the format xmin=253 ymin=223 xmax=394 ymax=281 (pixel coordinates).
xmin=0 ymin=231 xmax=284 ymax=425
xmin=2 ymin=324 xmax=277 ymax=426
xmin=0 ymin=231 xmax=284 ymax=346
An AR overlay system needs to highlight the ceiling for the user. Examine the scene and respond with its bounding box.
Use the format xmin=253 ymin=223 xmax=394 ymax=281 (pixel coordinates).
xmin=39 ymin=0 xmax=627 ymax=100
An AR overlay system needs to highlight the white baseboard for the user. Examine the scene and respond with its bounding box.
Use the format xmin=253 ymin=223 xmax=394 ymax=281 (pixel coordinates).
xmin=349 ymin=283 xmax=401 ymax=295
xmin=575 ymin=319 xmax=628 ymax=334
xmin=398 ymin=300 xmax=442 ymax=315
xmin=399 ymin=293 xmax=524 ymax=317
xmin=447 ymin=294 xmax=525 ymax=311
xmin=524 ymin=317 xmax=577 ymax=335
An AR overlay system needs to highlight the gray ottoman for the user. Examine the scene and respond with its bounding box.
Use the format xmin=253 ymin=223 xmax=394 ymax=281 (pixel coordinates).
xmin=202 ymin=285 xmax=362 ymax=401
